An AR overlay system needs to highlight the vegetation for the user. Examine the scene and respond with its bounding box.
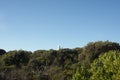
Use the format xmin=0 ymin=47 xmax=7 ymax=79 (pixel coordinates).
xmin=0 ymin=41 xmax=120 ymax=80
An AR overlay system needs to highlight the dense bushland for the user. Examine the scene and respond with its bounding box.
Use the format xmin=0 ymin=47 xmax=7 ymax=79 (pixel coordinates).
xmin=0 ymin=41 xmax=120 ymax=80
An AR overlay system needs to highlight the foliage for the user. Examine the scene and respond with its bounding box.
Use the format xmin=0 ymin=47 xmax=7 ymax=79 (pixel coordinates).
xmin=0 ymin=49 xmax=6 ymax=55
xmin=90 ymin=51 xmax=120 ymax=80
xmin=78 ymin=41 xmax=120 ymax=67
xmin=55 ymin=48 xmax=79 ymax=67
xmin=0 ymin=41 xmax=120 ymax=80
xmin=2 ymin=50 xmax=31 ymax=67
xmin=27 ymin=57 xmax=46 ymax=73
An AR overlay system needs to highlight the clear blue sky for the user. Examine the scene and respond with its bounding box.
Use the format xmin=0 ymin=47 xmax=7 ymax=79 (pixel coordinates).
xmin=0 ymin=0 xmax=120 ymax=51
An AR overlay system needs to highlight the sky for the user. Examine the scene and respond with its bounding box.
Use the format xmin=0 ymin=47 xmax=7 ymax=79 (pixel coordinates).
xmin=0 ymin=0 xmax=120 ymax=51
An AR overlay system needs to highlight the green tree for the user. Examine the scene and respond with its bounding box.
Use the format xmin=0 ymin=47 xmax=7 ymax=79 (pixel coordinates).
xmin=2 ymin=50 xmax=31 ymax=67
xmin=0 ymin=49 xmax=6 ymax=55
xmin=72 ymin=65 xmax=89 ymax=80
xmin=55 ymin=48 xmax=78 ymax=67
xmin=90 ymin=51 xmax=120 ymax=80
xmin=78 ymin=41 xmax=120 ymax=67
xmin=27 ymin=57 xmax=46 ymax=72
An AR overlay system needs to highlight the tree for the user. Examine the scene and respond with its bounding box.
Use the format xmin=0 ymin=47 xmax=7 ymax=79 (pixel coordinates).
xmin=72 ymin=65 xmax=89 ymax=80
xmin=0 ymin=49 xmax=6 ymax=55
xmin=90 ymin=51 xmax=120 ymax=80
xmin=55 ymin=48 xmax=78 ymax=67
xmin=27 ymin=57 xmax=46 ymax=72
xmin=78 ymin=41 xmax=120 ymax=67
xmin=2 ymin=50 xmax=31 ymax=67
